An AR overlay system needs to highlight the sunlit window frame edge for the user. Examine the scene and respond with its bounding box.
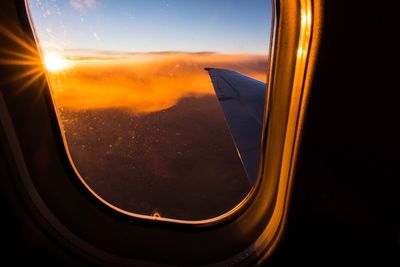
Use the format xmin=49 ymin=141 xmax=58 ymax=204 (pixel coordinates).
xmin=252 ymin=0 xmax=320 ymax=264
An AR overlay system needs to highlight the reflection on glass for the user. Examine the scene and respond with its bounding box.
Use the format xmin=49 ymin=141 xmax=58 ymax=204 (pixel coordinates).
xmin=28 ymin=0 xmax=272 ymax=221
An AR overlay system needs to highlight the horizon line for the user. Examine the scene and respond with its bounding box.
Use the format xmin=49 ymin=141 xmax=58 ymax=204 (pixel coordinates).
xmin=42 ymin=47 xmax=269 ymax=58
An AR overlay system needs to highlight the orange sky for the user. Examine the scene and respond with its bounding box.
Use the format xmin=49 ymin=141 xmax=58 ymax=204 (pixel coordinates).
xmin=47 ymin=52 xmax=268 ymax=113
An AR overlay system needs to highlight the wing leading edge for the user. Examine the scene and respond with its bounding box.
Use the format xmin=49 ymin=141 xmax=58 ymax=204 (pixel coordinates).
xmin=205 ymin=68 xmax=266 ymax=185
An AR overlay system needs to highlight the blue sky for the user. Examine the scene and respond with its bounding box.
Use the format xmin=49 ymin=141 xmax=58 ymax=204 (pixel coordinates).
xmin=29 ymin=0 xmax=272 ymax=54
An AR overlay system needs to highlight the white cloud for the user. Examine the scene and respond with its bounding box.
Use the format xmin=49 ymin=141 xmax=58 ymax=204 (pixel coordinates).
xmin=69 ymin=0 xmax=96 ymax=11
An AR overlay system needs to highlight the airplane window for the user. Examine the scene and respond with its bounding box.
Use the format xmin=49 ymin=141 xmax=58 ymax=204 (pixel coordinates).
xmin=27 ymin=0 xmax=272 ymax=221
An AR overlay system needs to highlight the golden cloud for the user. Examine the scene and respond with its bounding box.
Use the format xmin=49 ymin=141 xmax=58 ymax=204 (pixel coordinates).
xmin=47 ymin=52 xmax=268 ymax=113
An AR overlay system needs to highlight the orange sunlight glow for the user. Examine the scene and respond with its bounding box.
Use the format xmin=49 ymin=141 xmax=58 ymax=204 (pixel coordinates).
xmin=44 ymin=53 xmax=69 ymax=72
xmin=47 ymin=52 xmax=268 ymax=114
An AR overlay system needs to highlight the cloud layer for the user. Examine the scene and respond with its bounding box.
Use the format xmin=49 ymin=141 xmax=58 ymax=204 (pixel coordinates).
xmin=47 ymin=52 xmax=268 ymax=113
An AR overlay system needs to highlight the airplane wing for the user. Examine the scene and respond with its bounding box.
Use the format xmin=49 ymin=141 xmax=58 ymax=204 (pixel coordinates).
xmin=205 ymin=68 xmax=266 ymax=185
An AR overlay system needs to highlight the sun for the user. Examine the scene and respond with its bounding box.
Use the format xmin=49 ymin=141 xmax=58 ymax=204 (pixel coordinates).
xmin=43 ymin=53 xmax=69 ymax=72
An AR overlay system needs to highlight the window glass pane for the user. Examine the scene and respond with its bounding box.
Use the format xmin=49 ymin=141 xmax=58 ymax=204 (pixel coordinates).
xmin=27 ymin=0 xmax=272 ymax=221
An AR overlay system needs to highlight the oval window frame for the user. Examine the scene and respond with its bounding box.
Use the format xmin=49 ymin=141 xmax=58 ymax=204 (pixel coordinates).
xmin=0 ymin=0 xmax=320 ymax=265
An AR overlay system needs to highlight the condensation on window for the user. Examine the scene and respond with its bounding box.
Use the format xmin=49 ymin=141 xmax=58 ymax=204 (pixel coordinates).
xmin=27 ymin=0 xmax=272 ymax=221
